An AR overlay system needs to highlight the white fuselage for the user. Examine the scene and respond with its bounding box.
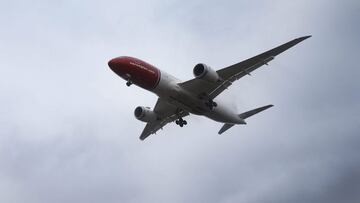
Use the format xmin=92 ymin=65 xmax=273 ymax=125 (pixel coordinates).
xmin=153 ymin=70 xmax=244 ymax=124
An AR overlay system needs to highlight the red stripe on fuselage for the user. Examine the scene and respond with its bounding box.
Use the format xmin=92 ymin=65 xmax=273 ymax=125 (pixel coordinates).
xmin=108 ymin=56 xmax=161 ymax=90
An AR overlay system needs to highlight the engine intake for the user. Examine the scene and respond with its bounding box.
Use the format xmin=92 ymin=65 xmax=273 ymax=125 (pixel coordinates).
xmin=134 ymin=106 xmax=158 ymax=122
xmin=193 ymin=63 xmax=220 ymax=82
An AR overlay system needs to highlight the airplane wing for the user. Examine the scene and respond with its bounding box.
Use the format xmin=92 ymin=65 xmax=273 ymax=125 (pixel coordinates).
xmin=179 ymin=36 xmax=311 ymax=99
xmin=139 ymin=98 xmax=189 ymax=140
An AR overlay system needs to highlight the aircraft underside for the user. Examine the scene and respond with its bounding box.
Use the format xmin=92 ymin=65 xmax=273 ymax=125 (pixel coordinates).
xmin=108 ymin=36 xmax=311 ymax=140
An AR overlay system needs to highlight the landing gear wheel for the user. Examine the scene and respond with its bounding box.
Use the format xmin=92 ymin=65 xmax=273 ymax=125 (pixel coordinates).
xmin=176 ymin=117 xmax=187 ymax=127
xmin=126 ymin=81 xmax=132 ymax=86
xmin=205 ymin=102 xmax=214 ymax=110
xmin=213 ymin=102 xmax=217 ymax=107
xmin=205 ymin=99 xmax=217 ymax=110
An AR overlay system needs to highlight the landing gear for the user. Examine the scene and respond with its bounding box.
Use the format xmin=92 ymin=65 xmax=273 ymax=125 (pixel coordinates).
xmin=205 ymin=99 xmax=217 ymax=110
xmin=175 ymin=117 xmax=187 ymax=127
xmin=199 ymin=93 xmax=217 ymax=110
xmin=126 ymin=80 xmax=132 ymax=87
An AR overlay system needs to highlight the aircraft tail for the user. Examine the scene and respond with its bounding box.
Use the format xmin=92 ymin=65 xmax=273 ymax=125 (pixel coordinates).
xmin=218 ymin=104 xmax=274 ymax=134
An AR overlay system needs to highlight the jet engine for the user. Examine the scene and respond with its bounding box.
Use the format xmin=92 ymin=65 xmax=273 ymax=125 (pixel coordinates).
xmin=193 ymin=63 xmax=220 ymax=82
xmin=134 ymin=106 xmax=158 ymax=122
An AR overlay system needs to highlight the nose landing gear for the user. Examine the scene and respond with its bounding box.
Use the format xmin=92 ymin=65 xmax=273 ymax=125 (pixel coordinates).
xmin=125 ymin=74 xmax=132 ymax=87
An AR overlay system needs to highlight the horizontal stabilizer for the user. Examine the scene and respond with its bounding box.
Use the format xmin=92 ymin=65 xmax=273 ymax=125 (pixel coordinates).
xmin=239 ymin=104 xmax=274 ymax=119
xmin=218 ymin=104 xmax=274 ymax=135
xmin=218 ymin=123 xmax=235 ymax=134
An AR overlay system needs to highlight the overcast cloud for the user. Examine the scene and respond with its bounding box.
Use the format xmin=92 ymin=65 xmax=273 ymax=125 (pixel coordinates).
xmin=0 ymin=0 xmax=360 ymax=202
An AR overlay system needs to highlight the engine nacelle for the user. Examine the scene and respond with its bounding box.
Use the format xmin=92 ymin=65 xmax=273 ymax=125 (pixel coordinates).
xmin=193 ymin=63 xmax=220 ymax=82
xmin=134 ymin=106 xmax=158 ymax=122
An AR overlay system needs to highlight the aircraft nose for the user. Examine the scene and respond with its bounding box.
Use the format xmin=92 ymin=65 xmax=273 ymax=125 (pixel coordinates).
xmin=108 ymin=57 xmax=129 ymax=76
xmin=108 ymin=58 xmax=117 ymax=70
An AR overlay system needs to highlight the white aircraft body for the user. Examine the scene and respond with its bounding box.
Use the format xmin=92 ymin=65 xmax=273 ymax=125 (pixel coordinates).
xmin=108 ymin=36 xmax=310 ymax=140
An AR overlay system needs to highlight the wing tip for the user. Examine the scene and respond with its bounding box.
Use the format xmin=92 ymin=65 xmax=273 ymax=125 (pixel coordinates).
xmin=258 ymin=104 xmax=274 ymax=112
xmin=139 ymin=133 xmax=150 ymax=141
xmin=297 ymin=35 xmax=312 ymax=41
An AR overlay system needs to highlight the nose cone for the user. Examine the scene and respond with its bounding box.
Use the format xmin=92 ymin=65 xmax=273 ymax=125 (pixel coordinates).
xmin=108 ymin=58 xmax=118 ymax=71
xmin=108 ymin=56 xmax=130 ymax=77
xmin=108 ymin=57 xmax=128 ymax=75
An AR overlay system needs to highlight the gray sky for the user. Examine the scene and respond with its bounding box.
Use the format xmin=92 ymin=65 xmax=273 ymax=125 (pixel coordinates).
xmin=1 ymin=0 xmax=360 ymax=202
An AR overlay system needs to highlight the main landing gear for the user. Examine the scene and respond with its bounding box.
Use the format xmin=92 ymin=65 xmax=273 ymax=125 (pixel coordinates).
xmin=126 ymin=80 xmax=132 ymax=87
xmin=175 ymin=117 xmax=187 ymax=127
xmin=199 ymin=93 xmax=217 ymax=110
xmin=205 ymin=99 xmax=217 ymax=110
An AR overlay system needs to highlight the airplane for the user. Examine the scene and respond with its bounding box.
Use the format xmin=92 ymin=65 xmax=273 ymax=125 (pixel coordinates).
xmin=108 ymin=36 xmax=311 ymax=140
